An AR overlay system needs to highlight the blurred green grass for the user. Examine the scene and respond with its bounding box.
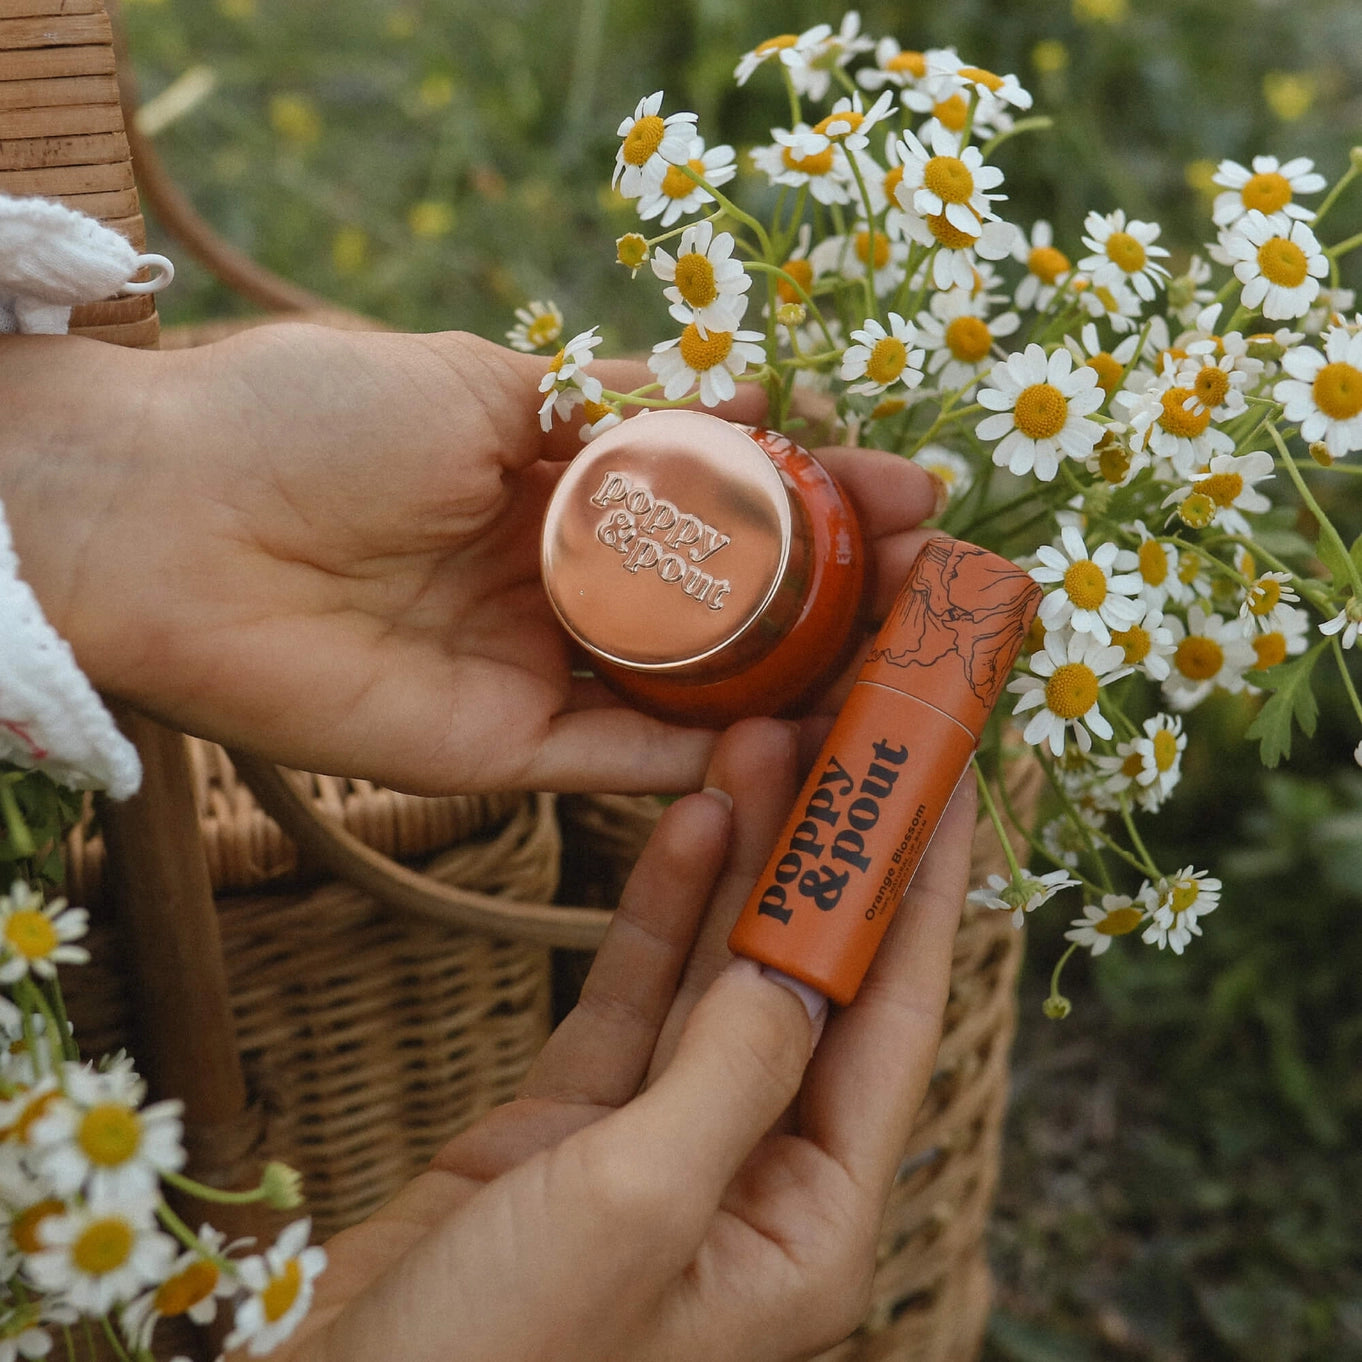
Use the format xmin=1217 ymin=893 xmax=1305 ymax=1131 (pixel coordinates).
xmin=117 ymin=2 xmax=1362 ymax=1359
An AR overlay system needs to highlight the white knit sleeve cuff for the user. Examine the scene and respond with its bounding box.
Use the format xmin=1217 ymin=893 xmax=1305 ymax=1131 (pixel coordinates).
xmin=0 ymin=495 xmax=141 ymax=799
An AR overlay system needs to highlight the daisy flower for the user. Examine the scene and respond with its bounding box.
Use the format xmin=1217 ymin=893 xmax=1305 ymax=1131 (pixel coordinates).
xmin=1274 ymin=325 xmax=1362 ymax=460
xmin=650 ymin=220 xmax=751 ymax=336
xmin=810 ymin=223 xmax=910 ymax=299
xmin=975 ymin=342 xmax=1105 ymax=481
xmin=1101 ymin=712 xmax=1187 ymax=809
xmin=1320 ymin=596 xmax=1362 ymax=649
xmin=1116 ymin=372 xmax=1235 ymax=479
xmin=1216 ymin=210 xmax=1329 ymax=321
xmin=1139 ymin=868 xmax=1220 ymax=954
xmin=805 ymin=91 xmax=896 ymax=157
xmin=1162 ymin=605 xmax=1256 ymax=710
xmin=537 ymin=327 xmax=604 ymax=432
xmin=0 ymin=883 xmax=88 ymax=985
xmin=1211 ymin=154 xmax=1327 ymax=228
xmin=635 ymin=136 xmax=737 ymax=227
xmin=895 ymin=124 xmax=1007 ymax=240
xmin=27 ymin=1192 xmax=176 ymax=1316
xmin=223 ymin=1219 xmax=327 ymax=1358
xmin=1084 ymin=425 xmax=1149 ymax=488
xmin=1247 ymin=605 xmax=1311 ymax=672
xmin=1108 ymin=606 xmax=1177 ymax=682
xmin=578 ymin=399 xmax=623 ymax=443
xmin=1064 ymin=895 xmax=1145 ymax=955
xmin=1030 ymin=526 xmax=1145 ymax=645
xmin=504 ymin=300 xmax=562 ymax=353
xmin=1303 ymin=285 xmax=1356 ymax=335
xmin=120 ymin=1225 xmax=240 ymax=1353
xmin=915 ymin=288 xmax=1020 ymax=392
xmin=927 ymin=51 xmax=1034 ymax=110
xmin=1012 ymin=219 xmax=1073 ymax=312
xmin=1073 ymin=275 xmax=1145 ymax=334
xmin=1163 ymin=449 xmax=1275 ymax=535
xmin=1169 ymin=349 xmax=1252 ymax=423
xmin=648 ymin=323 xmax=765 ymax=406
xmin=1064 ymin=322 xmax=1141 ymax=405
xmin=792 ymin=12 xmax=875 ymax=100
xmin=1167 ymin=254 xmax=1217 ymax=327
xmin=901 ymin=209 xmax=1018 ymax=291
xmin=967 ymin=868 xmax=1080 ymax=929
xmin=0 ymin=1316 xmax=51 ymax=1361
xmin=30 ymin=1066 xmax=185 ymax=1201
xmin=1239 ymin=571 xmax=1301 ymax=633
xmin=1008 ymin=627 xmax=1129 ymax=756
xmin=912 ymin=445 xmax=973 ymax=502
xmin=856 ymin=37 xmax=929 ymax=90
xmin=733 ymin=24 xmax=831 ymax=87
xmin=749 ymin=126 xmax=853 ymax=206
xmin=1078 ymin=209 xmax=1171 ymax=302
xmin=612 ymin=92 xmax=698 ymax=200
xmin=839 ymin=312 xmax=926 ymax=397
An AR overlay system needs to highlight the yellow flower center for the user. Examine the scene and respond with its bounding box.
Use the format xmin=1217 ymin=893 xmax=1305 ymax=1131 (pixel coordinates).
xmin=1193 ymin=471 xmax=1245 ymax=508
xmin=923 ymin=154 xmax=975 ymax=204
xmin=1178 ymin=551 xmax=1202 ymax=585
xmin=660 ymin=157 xmax=705 ymax=200
xmin=1104 ymin=230 xmax=1147 ymax=274
xmin=673 ymin=252 xmax=719 ymax=308
xmin=581 ymin=399 xmax=612 ymax=425
xmin=1169 ymin=881 xmax=1201 ymax=915
xmin=616 ymin=234 xmax=648 ymax=270
xmin=1247 ymin=578 xmax=1282 ymax=615
xmin=154 ymin=1260 xmax=220 ymax=1317
xmin=1044 ymin=662 xmax=1100 ymax=719
xmin=12 ymin=1198 xmax=64 ymax=1254
xmin=1175 ymin=635 xmax=1223 ymax=681
xmin=1063 ymin=559 xmax=1109 ymax=611
xmin=777 ymin=257 xmax=813 ymax=304
xmin=933 ymin=93 xmax=969 ymax=132
xmin=855 ymin=229 xmax=891 ymax=269
xmin=1241 ymin=170 xmax=1293 ymax=215
xmin=1137 ymin=539 xmax=1168 ymax=586
xmin=547 ymin=347 xmax=567 ymax=374
xmin=1177 ymin=493 xmax=1216 ymax=529
xmin=755 ymin=34 xmax=799 ymax=55
xmin=925 ymin=211 xmax=977 ymax=250
xmin=781 ymin=144 xmax=835 ymax=177
xmin=1111 ymin=623 xmax=1150 ymax=664
xmin=870 ymin=396 xmax=908 ymax=421
xmin=1152 ymin=728 xmax=1180 ymax=771
xmin=1096 ymin=905 xmax=1144 ymax=936
xmin=1121 ymin=752 xmax=1146 ymax=778
xmin=945 ymin=315 xmax=992 ymax=363
xmin=262 ymin=1259 xmax=304 ymax=1324
xmin=865 ymin=337 xmax=909 ymax=386
xmin=621 ymin=115 xmax=666 ymax=167
xmin=1158 ymin=387 xmax=1212 ymax=438
xmin=1013 ymin=383 xmax=1069 ymax=440
xmin=883 ymin=164 xmax=904 ymax=203
xmin=1028 ymin=244 xmax=1071 ymax=284
xmin=888 ymin=50 xmax=927 ymax=77
xmin=1252 ymin=632 xmax=1288 ymax=669
xmin=78 ymin=1103 xmax=142 ymax=1167
xmin=1092 ymin=285 xmax=1123 ymax=315
xmin=73 ymin=1218 xmax=134 ymax=1276
xmin=957 ymin=65 xmax=1005 ymax=91
xmin=1256 ymin=235 xmax=1308 ymax=288
xmin=1096 ymin=433 xmax=1133 ymax=484
xmin=1193 ymin=365 xmax=1231 ymax=408
xmin=678 ymin=324 xmax=733 ymax=372
xmin=813 ymin=109 xmax=864 ymax=141
xmin=4 ymin=909 xmax=57 ymax=961
xmin=1086 ymin=350 xmax=1123 ymax=396
xmin=1312 ymin=361 xmax=1362 ymax=420
xmin=526 ymin=315 xmax=559 ymax=349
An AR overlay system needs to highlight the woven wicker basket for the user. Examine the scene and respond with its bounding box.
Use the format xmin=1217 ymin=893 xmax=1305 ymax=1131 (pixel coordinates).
xmin=6 ymin=7 xmax=1039 ymax=1358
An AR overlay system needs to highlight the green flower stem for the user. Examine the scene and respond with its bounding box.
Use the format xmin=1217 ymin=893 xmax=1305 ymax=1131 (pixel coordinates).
xmin=99 ymin=1312 xmax=134 ymax=1362
xmin=1268 ymin=420 xmax=1362 ymax=599
xmin=0 ymin=776 xmax=36 ymax=859
xmin=676 ymin=165 xmax=772 ymax=260
xmin=160 ymin=1165 xmax=272 ymax=1208
xmin=1045 ymin=942 xmax=1079 ymax=1020
xmin=844 ymin=151 xmax=880 ymax=320
xmin=1331 ymin=636 xmax=1362 ymax=729
xmin=155 ymin=1197 xmax=235 ymax=1273
xmin=1118 ymin=798 xmax=1163 ymax=880
xmin=904 ymin=401 xmax=985 ymax=456
xmin=1325 ymin=228 xmax=1362 ymax=261
xmin=980 ymin=114 xmax=1054 ymax=160
xmin=1213 ymin=533 xmax=1334 ymax=612
xmin=60 ymin=1324 xmax=76 ymax=1362
xmin=42 ymin=974 xmax=78 ymax=1063
xmin=744 ymin=260 xmax=839 ymax=350
xmin=781 ymin=67 xmax=802 ymax=130
xmin=15 ymin=975 xmax=64 ymax=1074
xmin=1312 ymin=161 xmax=1359 ymax=230
xmin=972 ymin=757 xmax=1023 ymax=880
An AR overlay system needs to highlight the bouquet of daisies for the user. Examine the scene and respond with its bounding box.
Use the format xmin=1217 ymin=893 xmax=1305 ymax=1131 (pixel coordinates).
xmin=0 ymin=769 xmax=325 ymax=1362
xmin=521 ymin=13 xmax=1362 ymax=1015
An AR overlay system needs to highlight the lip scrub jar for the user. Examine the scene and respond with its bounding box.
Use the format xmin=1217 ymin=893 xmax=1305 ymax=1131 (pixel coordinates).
xmin=540 ymin=408 xmax=866 ymax=727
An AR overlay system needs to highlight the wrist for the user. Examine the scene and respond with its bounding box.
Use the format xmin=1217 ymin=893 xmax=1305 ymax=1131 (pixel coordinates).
xmin=0 ymin=335 xmax=161 ymax=690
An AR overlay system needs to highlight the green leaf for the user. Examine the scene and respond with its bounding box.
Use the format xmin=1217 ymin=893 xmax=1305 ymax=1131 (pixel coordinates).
xmin=1315 ymin=529 xmax=1351 ymax=591
xmin=1244 ymin=643 xmax=1326 ymax=768
xmin=1352 ymin=529 xmax=1362 ymax=579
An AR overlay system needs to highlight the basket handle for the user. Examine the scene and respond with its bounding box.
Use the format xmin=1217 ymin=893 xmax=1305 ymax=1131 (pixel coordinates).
xmin=226 ymin=752 xmax=614 ymax=951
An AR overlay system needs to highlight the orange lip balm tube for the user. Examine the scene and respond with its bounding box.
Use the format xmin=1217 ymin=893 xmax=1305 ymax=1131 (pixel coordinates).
xmin=728 ymin=535 xmax=1042 ymax=1006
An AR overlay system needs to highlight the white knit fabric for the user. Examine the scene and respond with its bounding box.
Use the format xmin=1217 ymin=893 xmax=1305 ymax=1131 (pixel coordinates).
xmin=0 ymin=497 xmax=141 ymax=798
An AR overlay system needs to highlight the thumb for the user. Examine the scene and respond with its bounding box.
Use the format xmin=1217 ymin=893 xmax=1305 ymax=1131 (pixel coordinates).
xmin=616 ymin=958 xmax=828 ymax=1207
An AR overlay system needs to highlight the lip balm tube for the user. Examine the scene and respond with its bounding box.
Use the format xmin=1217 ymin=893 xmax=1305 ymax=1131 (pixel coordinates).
xmin=728 ymin=535 xmax=1042 ymax=1007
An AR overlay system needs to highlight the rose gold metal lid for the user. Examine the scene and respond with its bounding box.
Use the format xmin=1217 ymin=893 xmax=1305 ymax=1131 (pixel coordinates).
xmin=541 ymin=410 xmax=807 ymax=679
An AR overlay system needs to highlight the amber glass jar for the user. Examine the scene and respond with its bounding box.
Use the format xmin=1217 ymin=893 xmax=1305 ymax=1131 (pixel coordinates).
xmin=540 ymin=409 xmax=867 ymax=726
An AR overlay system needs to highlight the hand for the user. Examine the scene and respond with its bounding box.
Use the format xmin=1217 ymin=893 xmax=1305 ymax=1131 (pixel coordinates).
xmin=0 ymin=325 xmax=939 ymax=794
xmin=258 ymin=718 xmax=978 ymax=1362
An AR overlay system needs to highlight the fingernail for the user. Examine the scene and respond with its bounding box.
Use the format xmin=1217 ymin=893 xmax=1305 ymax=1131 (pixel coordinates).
xmin=761 ymin=965 xmax=829 ymax=1050
xmin=925 ymin=468 xmax=950 ymax=519
xmin=701 ymin=785 xmax=733 ymax=812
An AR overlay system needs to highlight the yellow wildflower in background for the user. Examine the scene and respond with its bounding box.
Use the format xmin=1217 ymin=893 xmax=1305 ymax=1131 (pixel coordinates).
xmin=1073 ymin=0 xmax=1127 ymax=24
xmin=418 ymin=73 xmax=456 ymax=110
xmin=331 ymin=226 xmax=369 ymax=276
xmin=269 ymin=94 xmax=322 ymax=147
xmin=407 ymin=201 xmax=456 ymax=238
xmin=1262 ymin=71 xmax=1317 ymax=122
